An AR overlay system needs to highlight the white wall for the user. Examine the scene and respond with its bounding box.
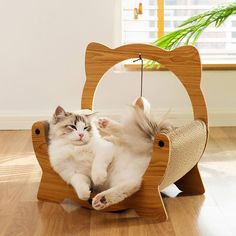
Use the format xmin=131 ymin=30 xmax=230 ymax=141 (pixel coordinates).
xmin=0 ymin=0 xmax=235 ymax=129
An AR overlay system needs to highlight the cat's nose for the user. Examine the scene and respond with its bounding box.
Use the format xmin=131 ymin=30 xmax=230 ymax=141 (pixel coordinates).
xmin=78 ymin=133 xmax=84 ymax=139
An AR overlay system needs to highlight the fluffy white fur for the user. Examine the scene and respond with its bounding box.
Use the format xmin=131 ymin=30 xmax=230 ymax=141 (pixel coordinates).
xmin=91 ymin=103 xmax=173 ymax=210
xmin=48 ymin=106 xmax=113 ymax=201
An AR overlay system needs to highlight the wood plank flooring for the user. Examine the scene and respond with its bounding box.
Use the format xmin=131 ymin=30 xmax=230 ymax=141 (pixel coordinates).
xmin=0 ymin=127 xmax=235 ymax=236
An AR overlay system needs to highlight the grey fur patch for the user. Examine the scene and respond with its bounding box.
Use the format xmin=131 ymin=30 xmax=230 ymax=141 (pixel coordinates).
xmin=75 ymin=115 xmax=86 ymax=123
xmin=131 ymin=106 xmax=173 ymax=138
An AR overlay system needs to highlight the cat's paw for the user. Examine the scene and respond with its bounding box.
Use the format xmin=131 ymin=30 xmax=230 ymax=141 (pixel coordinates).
xmin=75 ymin=188 xmax=91 ymax=201
xmin=98 ymin=118 xmax=110 ymax=129
xmin=92 ymin=170 xmax=107 ymax=186
xmin=92 ymin=193 xmax=109 ymax=210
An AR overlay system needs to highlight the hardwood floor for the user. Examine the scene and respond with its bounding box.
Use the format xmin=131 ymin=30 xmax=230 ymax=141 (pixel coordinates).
xmin=0 ymin=128 xmax=235 ymax=236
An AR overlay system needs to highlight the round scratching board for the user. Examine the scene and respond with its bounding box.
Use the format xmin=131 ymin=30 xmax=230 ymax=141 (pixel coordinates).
xmin=160 ymin=120 xmax=207 ymax=190
xmin=32 ymin=42 xmax=208 ymax=222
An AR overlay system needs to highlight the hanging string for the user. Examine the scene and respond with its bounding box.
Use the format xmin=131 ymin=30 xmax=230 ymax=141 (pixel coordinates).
xmin=133 ymin=54 xmax=143 ymax=97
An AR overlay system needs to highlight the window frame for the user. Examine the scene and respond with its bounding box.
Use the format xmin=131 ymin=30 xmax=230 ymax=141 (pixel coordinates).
xmin=121 ymin=0 xmax=236 ymax=71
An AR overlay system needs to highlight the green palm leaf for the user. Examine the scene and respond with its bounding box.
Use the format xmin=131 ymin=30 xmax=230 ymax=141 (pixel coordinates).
xmin=145 ymin=2 xmax=236 ymax=69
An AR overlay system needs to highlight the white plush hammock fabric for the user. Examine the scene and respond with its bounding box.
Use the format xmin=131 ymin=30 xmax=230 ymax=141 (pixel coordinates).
xmin=160 ymin=120 xmax=207 ymax=190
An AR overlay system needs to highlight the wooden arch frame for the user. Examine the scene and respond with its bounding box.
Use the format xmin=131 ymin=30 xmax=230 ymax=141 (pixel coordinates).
xmin=32 ymin=42 xmax=208 ymax=222
xmin=82 ymin=42 xmax=208 ymax=127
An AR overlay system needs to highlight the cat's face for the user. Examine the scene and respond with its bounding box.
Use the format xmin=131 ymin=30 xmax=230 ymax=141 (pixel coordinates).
xmin=50 ymin=106 xmax=95 ymax=145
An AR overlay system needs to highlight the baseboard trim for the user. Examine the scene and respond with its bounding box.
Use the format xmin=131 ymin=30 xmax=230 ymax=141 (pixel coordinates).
xmin=0 ymin=115 xmax=50 ymax=130
xmin=0 ymin=109 xmax=235 ymax=130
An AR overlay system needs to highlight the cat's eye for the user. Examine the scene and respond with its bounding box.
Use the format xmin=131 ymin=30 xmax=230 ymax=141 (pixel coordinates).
xmin=68 ymin=125 xmax=77 ymax=130
xmin=84 ymin=126 xmax=90 ymax=130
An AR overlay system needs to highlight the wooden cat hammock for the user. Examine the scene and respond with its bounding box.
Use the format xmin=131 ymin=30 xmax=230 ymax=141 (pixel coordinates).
xmin=32 ymin=42 xmax=208 ymax=222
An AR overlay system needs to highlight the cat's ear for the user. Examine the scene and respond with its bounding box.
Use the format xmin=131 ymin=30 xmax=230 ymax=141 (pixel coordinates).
xmin=85 ymin=112 xmax=98 ymax=122
xmin=55 ymin=106 xmax=66 ymax=116
xmin=53 ymin=106 xmax=66 ymax=123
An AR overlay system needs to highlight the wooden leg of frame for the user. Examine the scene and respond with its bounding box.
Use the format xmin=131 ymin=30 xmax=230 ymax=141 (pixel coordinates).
xmin=174 ymin=164 xmax=205 ymax=195
xmin=133 ymin=186 xmax=168 ymax=222
xmin=37 ymin=172 xmax=78 ymax=204
xmin=131 ymin=133 xmax=170 ymax=221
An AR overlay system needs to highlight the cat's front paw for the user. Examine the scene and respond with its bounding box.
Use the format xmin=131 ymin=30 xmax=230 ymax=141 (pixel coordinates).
xmin=98 ymin=118 xmax=110 ymax=129
xmin=92 ymin=170 xmax=107 ymax=186
xmin=75 ymin=188 xmax=91 ymax=201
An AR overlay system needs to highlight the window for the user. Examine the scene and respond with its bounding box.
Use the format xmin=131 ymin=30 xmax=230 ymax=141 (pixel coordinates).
xmin=122 ymin=0 xmax=236 ymax=65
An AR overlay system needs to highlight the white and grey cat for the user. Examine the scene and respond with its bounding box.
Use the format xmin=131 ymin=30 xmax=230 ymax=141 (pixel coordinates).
xmin=48 ymin=106 xmax=114 ymax=201
xmin=91 ymin=101 xmax=173 ymax=210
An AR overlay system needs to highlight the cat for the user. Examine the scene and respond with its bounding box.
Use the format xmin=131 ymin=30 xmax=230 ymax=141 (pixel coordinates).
xmin=92 ymin=101 xmax=173 ymax=210
xmin=48 ymin=106 xmax=114 ymax=201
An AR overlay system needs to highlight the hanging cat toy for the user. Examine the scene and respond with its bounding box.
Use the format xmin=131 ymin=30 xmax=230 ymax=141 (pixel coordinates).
xmin=32 ymin=42 xmax=208 ymax=222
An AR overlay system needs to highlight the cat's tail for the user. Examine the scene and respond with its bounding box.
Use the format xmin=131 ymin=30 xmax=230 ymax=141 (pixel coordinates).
xmin=131 ymin=106 xmax=174 ymax=138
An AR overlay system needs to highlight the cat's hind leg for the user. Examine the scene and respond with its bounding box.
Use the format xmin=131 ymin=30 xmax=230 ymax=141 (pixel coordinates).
xmin=71 ymin=173 xmax=91 ymax=201
xmin=92 ymin=179 xmax=142 ymax=210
